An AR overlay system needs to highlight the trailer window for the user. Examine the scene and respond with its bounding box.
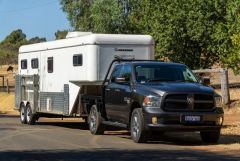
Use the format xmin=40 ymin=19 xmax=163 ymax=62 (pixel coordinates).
xmin=21 ymin=59 xmax=27 ymax=69
xmin=48 ymin=57 xmax=53 ymax=73
xmin=31 ymin=58 xmax=39 ymax=69
xmin=73 ymin=54 xmax=82 ymax=66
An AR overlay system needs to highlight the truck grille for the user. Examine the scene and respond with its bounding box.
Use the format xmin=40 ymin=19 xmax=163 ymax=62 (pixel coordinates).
xmin=163 ymin=94 xmax=214 ymax=111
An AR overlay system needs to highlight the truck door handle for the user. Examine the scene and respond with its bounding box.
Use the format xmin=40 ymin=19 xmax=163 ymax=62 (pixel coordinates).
xmin=105 ymin=88 xmax=110 ymax=91
xmin=115 ymin=89 xmax=120 ymax=92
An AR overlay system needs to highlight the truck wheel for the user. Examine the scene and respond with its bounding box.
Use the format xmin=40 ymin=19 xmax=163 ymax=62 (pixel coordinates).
xmin=200 ymin=130 xmax=221 ymax=143
xmin=20 ymin=104 xmax=26 ymax=124
xmin=89 ymin=105 xmax=104 ymax=135
xmin=130 ymin=108 xmax=149 ymax=143
xmin=26 ymin=104 xmax=37 ymax=125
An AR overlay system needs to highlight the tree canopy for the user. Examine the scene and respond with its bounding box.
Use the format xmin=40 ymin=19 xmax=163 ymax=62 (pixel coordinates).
xmin=0 ymin=29 xmax=46 ymax=65
xmin=55 ymin=30 xmax=68 ymax=40
xmin=61 ymin=0 xmax=240 ymax=73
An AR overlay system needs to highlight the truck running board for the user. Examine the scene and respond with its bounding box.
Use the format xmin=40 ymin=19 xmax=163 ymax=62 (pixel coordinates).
xmin=102 ymin=121 xmax=128 ymax=128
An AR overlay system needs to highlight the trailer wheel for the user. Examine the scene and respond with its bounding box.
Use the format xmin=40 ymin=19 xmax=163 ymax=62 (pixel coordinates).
xmin=20 ymin=104 xmax=26 ymax=124
xmin=26 ymin=104 xmax=37 ymax=125
xmin=89 ymin=105 xmax=104 ymax=135
xmin=130 ymin=108 xmax=149 ymax=143
xmin=200 ymin=130 xmax=221 ymax=143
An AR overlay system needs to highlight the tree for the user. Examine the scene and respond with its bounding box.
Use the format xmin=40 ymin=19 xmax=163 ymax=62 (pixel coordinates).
xmin=61 ymin=0 xmax=240 ymax=72
xmin=55 ymin=30 xmax=68 ymax=40
xmin=91 ymin=0 xmax=123 ymax=33
xmin=0 ymin=29 xmax=27 ymax=64
xmin=1 ymin=29 xmax=27 ymax=45
xmin=138 ymin=0 xmax=240 ymax=70
xmin=226 ymin=34 xmax=240 ymax=73
xmin=28 ymin=37 xmax=46 ymax=44
xmin=0 ymin=29 xmax=47 ymax=65
xmin=61 ymin=0 xmax=93 ymax=31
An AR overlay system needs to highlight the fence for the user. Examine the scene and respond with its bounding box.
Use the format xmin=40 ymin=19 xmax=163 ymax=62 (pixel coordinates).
xmin=193 ymin=68 xmax=232 ymax=105
xmin=0 ymin=75 xmax=11 ymax=93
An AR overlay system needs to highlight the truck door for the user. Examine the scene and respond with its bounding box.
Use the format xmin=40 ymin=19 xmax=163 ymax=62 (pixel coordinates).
xmin=105 ymin=64 xmax=132 ymax=124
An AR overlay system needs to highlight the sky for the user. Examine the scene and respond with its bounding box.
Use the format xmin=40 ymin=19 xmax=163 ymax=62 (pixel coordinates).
xmin=0 ymin=0 xmax=70 ymax=41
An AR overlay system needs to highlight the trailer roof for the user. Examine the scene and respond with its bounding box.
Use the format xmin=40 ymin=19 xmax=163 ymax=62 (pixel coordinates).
xmin=19 ymin=33 xmax=154 ymax=54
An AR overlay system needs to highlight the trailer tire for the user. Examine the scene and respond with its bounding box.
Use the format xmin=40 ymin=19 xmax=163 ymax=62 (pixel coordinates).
xmin=26 ymin=104 xmax=37 ymax=125
xmin=200 ymin=130 xmax=221 ymax=143
xmin=20 ymin=104 xmax=27 ymax=124
xmin=89 ymin=105 xmax=104 ymax=135
xmin=130 ymin=108 xmax=149 ymax=143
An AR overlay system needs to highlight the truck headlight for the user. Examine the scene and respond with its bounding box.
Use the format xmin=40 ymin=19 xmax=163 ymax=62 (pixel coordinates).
xmin=214 ymin=96 xmax=222 ymax=107
xmin=143 ymin=95 xmax=161 ymax=107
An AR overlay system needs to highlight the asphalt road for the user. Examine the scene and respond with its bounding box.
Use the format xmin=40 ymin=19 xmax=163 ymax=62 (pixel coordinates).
xmin=0 ymin=115 xmax=239 ymax=161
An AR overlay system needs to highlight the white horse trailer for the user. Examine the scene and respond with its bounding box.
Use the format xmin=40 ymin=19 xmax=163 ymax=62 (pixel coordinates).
xmin=15 ymin=32 xmax=154 ymax=124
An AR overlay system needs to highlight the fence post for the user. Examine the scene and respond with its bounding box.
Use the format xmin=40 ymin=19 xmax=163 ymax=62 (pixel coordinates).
xmin=2 ymin=76 xmax=4 ymax=87
xmin=220 ymin=68 xmax=230 ymax=105
xmin=6 ymin=79 xmax=9 ymax=93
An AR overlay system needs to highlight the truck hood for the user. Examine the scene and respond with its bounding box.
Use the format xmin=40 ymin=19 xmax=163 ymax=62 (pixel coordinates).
xmin=137 ymin=82 xmax=214 ymax=96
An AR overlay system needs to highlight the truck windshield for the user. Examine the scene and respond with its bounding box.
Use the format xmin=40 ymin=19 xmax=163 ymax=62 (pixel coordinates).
xmin=135 ymin=64 xmax=198 ymax=83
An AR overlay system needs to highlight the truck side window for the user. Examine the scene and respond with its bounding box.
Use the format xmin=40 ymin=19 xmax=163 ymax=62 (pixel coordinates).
xmin=31 ymin=58 xmax=39 ymax=69
xmin=120 ymin=64 xmax=132 ymax=82
xmin=73 ymin=54 xmax=83 ymax=66
xmin=21 ymin=59 xmax=27 ymax=69
xmin=48 ymin=57 xmax=53 ymax=73
xmin=110 ymin=65 xmax=123 ymax=82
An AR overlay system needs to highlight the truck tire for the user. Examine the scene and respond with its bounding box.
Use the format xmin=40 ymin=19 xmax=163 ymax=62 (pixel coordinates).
xmin=20 ymin=104 xmax=26 ymax=124
xmin=200 ymin=130 xmax=221 ymax=143
xmin=26 ymin=104 xmax=37 ymax=125
xmin=89 ymin=105 xmax=104 ymax=135
xmin=130 ymin=108 xmax=149 ymax=143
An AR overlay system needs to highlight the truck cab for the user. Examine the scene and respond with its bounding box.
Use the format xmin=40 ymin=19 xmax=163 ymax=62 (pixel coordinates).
xmin=86 ymin=59 xmax=224 ymax=143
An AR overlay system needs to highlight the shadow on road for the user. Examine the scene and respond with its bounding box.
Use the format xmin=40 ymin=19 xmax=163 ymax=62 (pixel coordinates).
xmin=0 ymin=114 xmax=18 ymax=117
xmin=36 ymin=121 xmax=90 ymax=130
xmin=35 ymin=121 xmax=240 ymax=146
xmin=0 ymin=149 xmax=239 ymax=161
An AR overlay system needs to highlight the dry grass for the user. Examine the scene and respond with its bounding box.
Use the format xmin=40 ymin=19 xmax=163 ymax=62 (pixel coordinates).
xmin=0 ymin=92 xmax=17 ymax=114
xmin=217 ymin=119 xmax=240 ymax=151
xmin=215 ymin=88 xmax=240 ymax=114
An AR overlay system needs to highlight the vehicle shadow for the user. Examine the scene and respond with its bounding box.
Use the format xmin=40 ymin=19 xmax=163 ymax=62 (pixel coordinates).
xmin=0 ymin=149 xmax=239 ymax=161
xmin=0 ymin=113 xmax=19 ymax=118
xmin=35 ymin=120 xmax=240 ymax=146
xmin=36 ymin=121 xmax=89 ymax=130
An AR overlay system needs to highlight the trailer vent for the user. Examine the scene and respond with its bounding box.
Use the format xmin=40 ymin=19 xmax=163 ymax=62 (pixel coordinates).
xmin=66 ymin=32 xmax=92 ymax=38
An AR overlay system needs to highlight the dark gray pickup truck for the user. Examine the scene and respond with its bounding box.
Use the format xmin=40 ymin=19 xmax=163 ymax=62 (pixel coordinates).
xmin=82 ymin=59 xmax=224 ymax=143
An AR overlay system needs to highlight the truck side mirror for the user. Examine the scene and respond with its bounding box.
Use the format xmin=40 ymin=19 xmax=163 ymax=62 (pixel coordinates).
xmin=115 ymin=77 xmax=128 ymax=84
xmin=200 ymin=77 xmax=210 ymax=86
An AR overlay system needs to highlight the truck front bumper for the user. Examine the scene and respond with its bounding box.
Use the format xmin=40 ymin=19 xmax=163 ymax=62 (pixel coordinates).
xmin=143 ymin=107 xmax=224 ymax=132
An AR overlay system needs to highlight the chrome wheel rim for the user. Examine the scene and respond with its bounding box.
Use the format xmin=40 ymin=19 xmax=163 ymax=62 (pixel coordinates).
xmin=132 ymin=114 xmax=140 ymax=139
xmin=90 ymin=109 xmax=97 ymax=132
xmin=20 ymin=106 xmax=25 ymax=121
xmin=26 ymin=107 xmax=31 ymax=123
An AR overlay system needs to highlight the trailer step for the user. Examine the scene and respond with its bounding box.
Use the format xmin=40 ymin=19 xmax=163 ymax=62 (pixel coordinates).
xmin=102 ymin=121 xmax=127 ymax=128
